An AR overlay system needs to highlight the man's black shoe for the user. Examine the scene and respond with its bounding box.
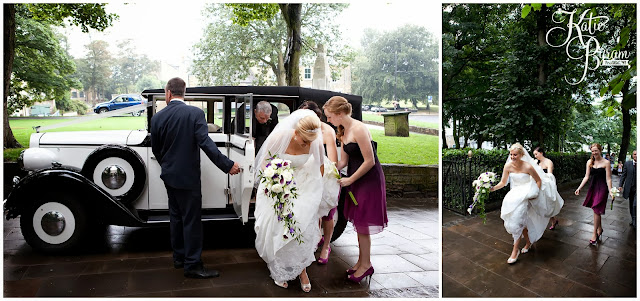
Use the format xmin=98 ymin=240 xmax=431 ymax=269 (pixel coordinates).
xmin=174 ymin=260 xmax=184 ymax=269
xmin=184 ymin=264 xmax=220 ymax=279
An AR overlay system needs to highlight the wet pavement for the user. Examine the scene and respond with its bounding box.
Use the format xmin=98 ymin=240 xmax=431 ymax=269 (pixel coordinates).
xmin=443 ymin=176 xmax=637 ymax=297
xmin=3 ymin=197 xmax=439 ymax=297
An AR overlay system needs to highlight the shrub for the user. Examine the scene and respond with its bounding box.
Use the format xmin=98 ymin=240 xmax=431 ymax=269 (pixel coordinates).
xmin=442 ymin=148 xmax=589 ymax=214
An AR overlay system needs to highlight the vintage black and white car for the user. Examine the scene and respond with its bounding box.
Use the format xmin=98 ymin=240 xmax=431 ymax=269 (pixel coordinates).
xmin=5 ymin=86 xmax=363 ymax=253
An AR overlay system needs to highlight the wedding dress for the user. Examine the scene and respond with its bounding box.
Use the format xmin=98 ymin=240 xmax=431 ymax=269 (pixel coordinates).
xmin=253 ymin=109 xmax=338 ymax=283
xmin=500 ymin=150 xmax=564 ymax=244
xmin=254 ymin=153 xmax=323 ymax=283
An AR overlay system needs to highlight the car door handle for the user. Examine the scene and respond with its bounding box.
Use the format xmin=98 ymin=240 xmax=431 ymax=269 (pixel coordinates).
xmin=151 ymin=156 xmax=156 ymax=160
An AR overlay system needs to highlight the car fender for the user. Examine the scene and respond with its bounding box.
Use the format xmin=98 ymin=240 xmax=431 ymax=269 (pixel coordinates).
xmin=5 ymin=168 xmax=144 ymax=227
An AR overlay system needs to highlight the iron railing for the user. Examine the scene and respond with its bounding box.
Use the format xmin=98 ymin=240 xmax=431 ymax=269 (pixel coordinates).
xmin=442 ymin=157 xmax=507 ymax=215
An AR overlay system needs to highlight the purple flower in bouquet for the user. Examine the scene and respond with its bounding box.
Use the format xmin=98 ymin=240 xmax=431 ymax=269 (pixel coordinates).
xmin=259 ymin=154 xmax=303 ymax=244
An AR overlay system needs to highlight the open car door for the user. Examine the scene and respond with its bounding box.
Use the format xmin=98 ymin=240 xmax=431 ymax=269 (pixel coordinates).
xmin=228 ymin=94 xmax=255 ymax=223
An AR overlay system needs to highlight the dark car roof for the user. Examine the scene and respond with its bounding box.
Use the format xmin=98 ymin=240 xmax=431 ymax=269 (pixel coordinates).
xmin=142 ymin=85 xmax=363 ymax=120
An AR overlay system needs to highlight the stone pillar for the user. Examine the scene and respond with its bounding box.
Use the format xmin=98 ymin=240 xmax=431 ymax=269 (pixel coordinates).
xmin=382 ymin=111 xmax=411 ymax=137
xmin=312 ymin=44 xmax=330 ymax=90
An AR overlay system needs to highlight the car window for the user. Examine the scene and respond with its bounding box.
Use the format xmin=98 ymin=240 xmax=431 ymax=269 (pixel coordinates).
xmin=114 ymin=97 xmax=123 ymax=103
xmin=154 ymin=98 xmax=223 ymax=133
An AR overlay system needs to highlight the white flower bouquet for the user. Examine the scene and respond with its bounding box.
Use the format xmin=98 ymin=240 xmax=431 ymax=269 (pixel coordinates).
xmin=259 ymin=154 xmax=303 ymax=244
xmin=468 ymin=172 xmax=498 ymax=223
xmin=610 ymin=187 xmax=620 ymax=210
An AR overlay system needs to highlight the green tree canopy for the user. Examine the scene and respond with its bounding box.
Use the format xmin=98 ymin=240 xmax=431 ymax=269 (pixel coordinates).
xmin=192 ymin=3 xmax=351 ymax=86
xmin=442 ymin=3 xmax=636 ymax=154
xmin=352 ymin=25 xmax=438 ymax=109
xmin=8 ymin=6 xmax=81 ymax=114
xmin=108 ymin=39 xmax=160 ymax=96
xmin=75 ymin=40 xmax=112 ymax=103
xmin=4 ymin=3 xmax=117 ymax=148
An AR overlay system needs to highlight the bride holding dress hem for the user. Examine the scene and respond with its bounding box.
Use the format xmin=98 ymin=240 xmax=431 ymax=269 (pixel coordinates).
xmin=490 ymin=143 xmax=562 ymax=264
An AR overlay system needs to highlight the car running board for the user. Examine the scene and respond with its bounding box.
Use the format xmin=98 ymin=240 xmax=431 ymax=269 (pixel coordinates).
xmin=145 ymin=214 xmax=255 ymax=223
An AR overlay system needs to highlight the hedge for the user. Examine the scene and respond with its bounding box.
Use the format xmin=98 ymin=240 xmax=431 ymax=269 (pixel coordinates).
xmin=442 ymin=148 xmax=590 ymax=214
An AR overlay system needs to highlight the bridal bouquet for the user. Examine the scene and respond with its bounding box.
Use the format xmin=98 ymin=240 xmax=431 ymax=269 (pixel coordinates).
xmin=610 ymin=187 xmax=620 ymax=210
xmin=468 ymin=172 xmax=498 ymax=223
xmin=330 ymin=162 xmax=358 ymax=206
xmin=259 ymin=154 xmax=303 ymax=244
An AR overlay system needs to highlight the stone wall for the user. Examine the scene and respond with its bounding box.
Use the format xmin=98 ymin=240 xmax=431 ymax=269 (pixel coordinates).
xmin=382 ymin=164 xmax=438 ymax=198
xmin=363 ymin=120 xmax=438 ymax=136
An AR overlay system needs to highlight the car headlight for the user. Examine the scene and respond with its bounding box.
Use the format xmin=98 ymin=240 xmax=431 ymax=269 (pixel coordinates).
xmin=22 ymin=148 xmax=59 ymax=170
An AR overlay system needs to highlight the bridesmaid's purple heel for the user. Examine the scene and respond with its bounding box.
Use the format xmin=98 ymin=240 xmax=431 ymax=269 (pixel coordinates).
xmin=317 ymin=246 xmax=331 ymax=265
xmin=347 ymin=266 xmax=374 ymax=284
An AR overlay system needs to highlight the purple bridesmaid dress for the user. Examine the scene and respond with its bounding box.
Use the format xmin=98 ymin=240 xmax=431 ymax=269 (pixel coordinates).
xmin=343 ymin=141 xmax=388 ymax=235
xmin=582 ymin=167 xmax=609 ymax=215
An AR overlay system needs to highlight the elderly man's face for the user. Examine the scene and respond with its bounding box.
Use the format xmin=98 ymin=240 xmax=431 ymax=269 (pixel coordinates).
xmin=255 ymin=111 xmax=270 ymax=124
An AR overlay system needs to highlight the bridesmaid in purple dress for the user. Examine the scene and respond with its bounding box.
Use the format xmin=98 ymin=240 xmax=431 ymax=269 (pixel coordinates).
xmin=575 ymin=143 xmax=614 ymax=245
xmin=323 ymin=96 xmax=388 ymax=284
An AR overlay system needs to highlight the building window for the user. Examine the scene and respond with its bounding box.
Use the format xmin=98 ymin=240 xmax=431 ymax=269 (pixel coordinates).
xmin=79 ymin=91 xmax=85 ymax=98
xmin=72 ymin=91 xmax=77 ymax=98
xmin=304 ymin=68 xmax=311 ymax=79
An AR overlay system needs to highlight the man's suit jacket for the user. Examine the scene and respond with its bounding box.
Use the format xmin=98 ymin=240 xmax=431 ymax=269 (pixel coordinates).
xmin=620 ymin=160 xmax=637 ymax=199
xmin=151 ymin=100 xmax=234 ymax=190
xmin=252 ymin=104 xmax=279 ymax=154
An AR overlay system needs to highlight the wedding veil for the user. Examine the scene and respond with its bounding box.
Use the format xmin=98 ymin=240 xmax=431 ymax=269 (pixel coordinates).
xmin=253 ymin=109 xmax=325 ymax=186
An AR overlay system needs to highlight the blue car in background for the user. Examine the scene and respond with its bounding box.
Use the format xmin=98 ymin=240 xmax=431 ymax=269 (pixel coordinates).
xmin=94 ymin=94 xmax=145 ymax=116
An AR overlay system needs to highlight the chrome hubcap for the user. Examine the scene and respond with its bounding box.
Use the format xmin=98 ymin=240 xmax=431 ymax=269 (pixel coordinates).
xmin=101 ymin=165 xmax=127 ymax=189
xmin=41 ymin=211 xmax=66 ymax=236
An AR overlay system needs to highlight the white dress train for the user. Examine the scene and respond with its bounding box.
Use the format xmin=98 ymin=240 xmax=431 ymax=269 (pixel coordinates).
xmin=254 ymin=153 xmax=323 ymax=283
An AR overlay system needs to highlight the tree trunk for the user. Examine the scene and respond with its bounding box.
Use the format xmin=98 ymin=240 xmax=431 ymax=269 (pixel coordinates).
xmin=277 ymin=52 xmax=286 ymax=86
xmin=532 ymin=6 xmax=548 ymax=148
xmin=476 ymin=134 xmax=484 ymax=150
xmin=279 ymin=4 xmax=301 ymax=87
xmin=453 ymin=118 xmax=460 ymax=149
xmin=619 ymin=80 xmax=631 ymax=162
xmin=442 ymin=125 xmax=448 ymax=148
xmin=4 ymin=4 xmax=22 ymax=149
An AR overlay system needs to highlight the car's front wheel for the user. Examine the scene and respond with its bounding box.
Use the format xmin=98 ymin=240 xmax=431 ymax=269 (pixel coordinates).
xmin=98 ymin=108 xmax=108 ymax=114
xmin=20 ymin=196 xmax=88 ymax=253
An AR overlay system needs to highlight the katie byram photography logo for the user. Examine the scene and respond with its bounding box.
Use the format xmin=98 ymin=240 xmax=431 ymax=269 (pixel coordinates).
xmin=546 ymin=9 xmax=631 ymax=85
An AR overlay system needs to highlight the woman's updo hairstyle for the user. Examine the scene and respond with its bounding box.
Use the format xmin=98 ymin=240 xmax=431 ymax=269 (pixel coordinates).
xmin=295 ymin=114 xmax=321 ymax=143
xmin=534 ymin=146 xmax=545 ymax=156
xmin=322 ymin=96 xmax=352 ymax=141
xmin=509 ymin=143 xmax=525 ymax=155
xmin=298 ymin=101 xmax=322 ymax=119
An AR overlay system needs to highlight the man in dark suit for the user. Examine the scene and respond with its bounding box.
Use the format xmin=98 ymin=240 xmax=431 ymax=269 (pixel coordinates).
xmin=151 ymin=77 xmax=241 ymax=278
xmin=252 ymin=101 xmax=278 ymax=155
xmin=619 ymin=150 xmax=637 ymax=229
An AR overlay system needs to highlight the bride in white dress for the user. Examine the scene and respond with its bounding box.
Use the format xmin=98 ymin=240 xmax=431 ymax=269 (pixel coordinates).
xmin=253 ymin=109 xmax=338 ymax=292
xmin=490 ymin=143 xmax=563 ymax=264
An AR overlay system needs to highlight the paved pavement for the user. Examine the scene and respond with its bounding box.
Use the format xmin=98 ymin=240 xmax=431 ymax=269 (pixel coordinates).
xmin=443 ymin=176 xmax=637 ymax=297
xmin=3 ymin=197 xmax=439 ymax=297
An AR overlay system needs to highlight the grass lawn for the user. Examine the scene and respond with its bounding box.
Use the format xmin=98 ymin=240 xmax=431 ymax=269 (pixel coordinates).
xmin=5 ymin=117 xmax=439 ymax=165
xmin=362 ymin=112 xmax=438 ymax=129
xmin=370 ymin=129 xmax=438 ymax=165
xmin=5 ymin=116 xmax=146 ymax=161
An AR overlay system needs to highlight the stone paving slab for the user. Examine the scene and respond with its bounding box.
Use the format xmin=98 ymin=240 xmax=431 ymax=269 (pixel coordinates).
xmin=4 ymin=197 xmax=439 ymax=297
xmin=443 ymin=176 xmax=637 ymax=297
